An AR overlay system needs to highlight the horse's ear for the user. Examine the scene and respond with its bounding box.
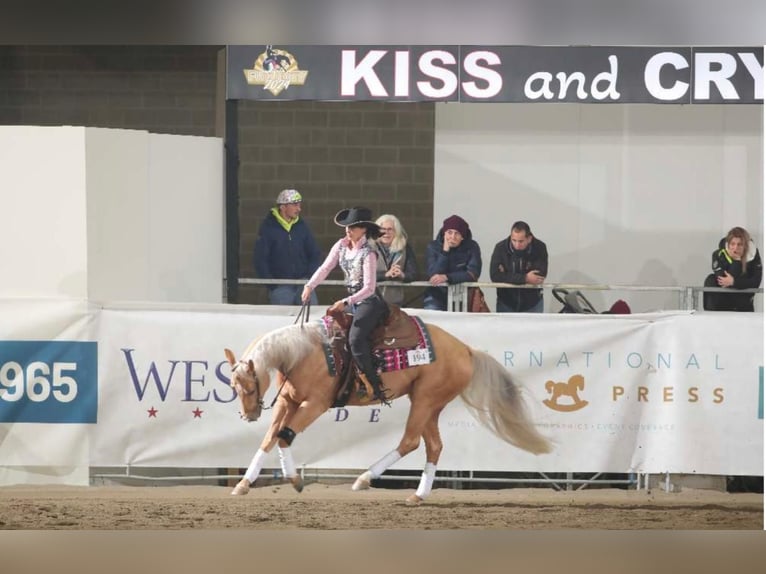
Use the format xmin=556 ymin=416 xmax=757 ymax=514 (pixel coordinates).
xmin=247 ymin=359 xmax=255 ymax=374
xmin=224 ymin=348 xmax=237 ymax=366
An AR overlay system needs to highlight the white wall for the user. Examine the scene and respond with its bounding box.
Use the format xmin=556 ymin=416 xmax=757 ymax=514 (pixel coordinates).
xmin=85 ymin=128 xmax=151 ymax=300
xmin=85 ymin=129 xmax=224 ymax=303
xmin=146 ymin=134 xmax=224 ymax=303
xmin=434 ymin=104 xmax=763 ymax=312
xmin=0 ymin=126 xmax=224 ymax=303
xmin=0 ymin=126 xmax=90 ymax=298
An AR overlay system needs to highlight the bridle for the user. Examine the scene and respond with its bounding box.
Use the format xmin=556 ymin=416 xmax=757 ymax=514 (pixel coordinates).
xmin=231 ymin=361 xmax=264 ymax=415
xmin=231 ymin=360 xmax=286 ymax=414
xmin=231 ymin=303 xmax=310 ymax=418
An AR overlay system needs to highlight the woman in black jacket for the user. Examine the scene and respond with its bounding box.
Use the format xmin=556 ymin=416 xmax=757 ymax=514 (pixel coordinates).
xmin=703 ymin=226 xmax=762 ymax=311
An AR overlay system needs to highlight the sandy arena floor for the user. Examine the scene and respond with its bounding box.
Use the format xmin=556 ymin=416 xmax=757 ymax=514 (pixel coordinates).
xmin=0 ymin=481 xmax=761 ymax=530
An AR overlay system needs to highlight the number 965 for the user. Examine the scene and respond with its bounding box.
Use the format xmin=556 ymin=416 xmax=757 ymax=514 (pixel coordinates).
xmin=0 ymin=362 xmax=78 ymax=402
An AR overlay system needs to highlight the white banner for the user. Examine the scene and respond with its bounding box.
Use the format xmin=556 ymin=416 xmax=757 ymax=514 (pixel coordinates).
xmin=2 ymin=299 xmax=763 ymax=478
xmin=0 ymin=298 xmax=97 ymax=485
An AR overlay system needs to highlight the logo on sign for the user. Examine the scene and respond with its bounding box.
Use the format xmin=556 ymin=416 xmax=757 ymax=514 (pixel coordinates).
xmin=0 ymin=341 xmax=98 ymax=424
xmin=542 ymin=373 xmax=589 ymax=412
xmin=243 ymin=45 xmax=309 ymax=96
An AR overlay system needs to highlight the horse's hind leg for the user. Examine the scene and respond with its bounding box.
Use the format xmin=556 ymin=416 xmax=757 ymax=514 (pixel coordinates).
xmin=352 ymin=401 xmax=436 ymax=494
xmin=405 ymin=411 xmax=443 ymax=505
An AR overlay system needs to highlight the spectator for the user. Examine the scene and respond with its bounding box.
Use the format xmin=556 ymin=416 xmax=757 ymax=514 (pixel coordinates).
xmin=423 ymin=215 xmax=482 ymax=311
xmin=302 ymin=207 xmax=391 ymax=404
xmin=490 ymin=220 xmax=548 ymax=313
xmin=374 ymin=214 xmax=419 ymax=307
xmin=253 ymin=188 xmax=321 ymax=305
xmin=703 ymin=226 xmax=762 ymax=311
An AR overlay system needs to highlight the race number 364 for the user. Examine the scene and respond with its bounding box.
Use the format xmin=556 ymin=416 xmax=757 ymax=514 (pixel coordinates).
xmin=0 ymin=341 xmax=97 ymax=424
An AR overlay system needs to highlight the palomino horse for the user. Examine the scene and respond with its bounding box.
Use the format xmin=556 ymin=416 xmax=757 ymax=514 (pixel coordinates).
xmin=225 ymin=318 xmax=552 ymax=504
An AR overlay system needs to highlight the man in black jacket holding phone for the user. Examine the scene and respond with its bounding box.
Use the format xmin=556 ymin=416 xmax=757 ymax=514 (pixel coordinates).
xmin=490 ymin=221 xmax=548 ymax=313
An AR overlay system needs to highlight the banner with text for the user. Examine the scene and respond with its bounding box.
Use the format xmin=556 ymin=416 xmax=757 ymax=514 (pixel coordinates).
xmin=227 ymin=45 xmax=764 ymax=104
xmin=88 ymin=305 xmax=762 ymax=475
xmin=1 ymin=300 xmax=762 ymax=476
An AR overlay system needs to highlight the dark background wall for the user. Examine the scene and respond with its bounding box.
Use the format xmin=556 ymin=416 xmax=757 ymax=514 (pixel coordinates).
xmin=0 ymin=46 xmax=436 ymax=305
xmin=237 ymin=100 xmax=434 ymax=305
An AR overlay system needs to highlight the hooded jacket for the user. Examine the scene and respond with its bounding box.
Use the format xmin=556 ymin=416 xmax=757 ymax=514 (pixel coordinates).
xmin=253 ymin=209 xmax=322 ymax=286
xmin=423 ymin=226 xmax=482 ymax=311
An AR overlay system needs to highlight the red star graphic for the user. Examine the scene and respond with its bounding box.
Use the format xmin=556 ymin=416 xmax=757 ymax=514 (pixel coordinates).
xmin=192 ymin=407 xmax=203 ymax=418
xmin=147 ymin=407 xmax=158 ymax=418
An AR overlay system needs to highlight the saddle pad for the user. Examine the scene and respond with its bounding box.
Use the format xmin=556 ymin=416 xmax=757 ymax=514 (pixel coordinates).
xmin=373 ymin=316 xmax=436 ymax=373
xmin=319 ymin=315 xmax=436 ymax=376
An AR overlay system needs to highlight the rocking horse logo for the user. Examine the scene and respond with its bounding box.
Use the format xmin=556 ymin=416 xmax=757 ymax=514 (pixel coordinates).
xmin=542 ymin=374 xmax=589 ymax=412
xmin=243 ymin=45 xmax=309 ymax=96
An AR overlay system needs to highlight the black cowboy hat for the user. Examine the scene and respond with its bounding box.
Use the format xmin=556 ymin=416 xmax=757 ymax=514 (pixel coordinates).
xmin=334 ymin=207 xmax=382 ymax=238
xmin=334 ymin=207 xmax=376 ymax=227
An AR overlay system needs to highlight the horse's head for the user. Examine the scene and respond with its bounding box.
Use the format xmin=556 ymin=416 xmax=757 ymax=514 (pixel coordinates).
xmin=225 ymin=348 xmax=265 ymax=422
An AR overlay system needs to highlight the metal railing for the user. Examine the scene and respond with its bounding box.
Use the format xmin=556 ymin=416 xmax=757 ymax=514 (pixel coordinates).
xmin=91 ymin=466 xmax=647 ymax=492
xmin=238 ymin=278 xmax=762 ymax=312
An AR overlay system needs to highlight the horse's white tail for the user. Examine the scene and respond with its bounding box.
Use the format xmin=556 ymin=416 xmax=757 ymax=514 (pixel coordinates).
xmin=461 ymin=350 xmax=552 ymax=455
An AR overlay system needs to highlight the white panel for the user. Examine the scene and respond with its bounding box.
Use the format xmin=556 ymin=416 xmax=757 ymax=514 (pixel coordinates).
xmin=147 ymin=133 xmax=224 ymax=303
xmin=0 ymin=126 xmax=88 ymax=298
xmin=435 ymin=103 xmax=763 ymax=313
xmin=85 ymin=128 xmax=151 ymax=301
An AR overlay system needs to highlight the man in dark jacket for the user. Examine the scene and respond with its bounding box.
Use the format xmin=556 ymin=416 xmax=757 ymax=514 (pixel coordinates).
xmin=253 ymin=189 xmax=322 ymax=305
xmin=423 ymin=214 xmax=482 ymax=311
xmin=490 ymin=221 xmax=548 ymax=313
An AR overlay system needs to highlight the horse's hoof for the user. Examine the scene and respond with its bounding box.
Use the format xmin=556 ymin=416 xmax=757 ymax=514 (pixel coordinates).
xmin=405 ymin=494 xmax=423 ymax=506
xmin=230 ymin=478 xmax=251 ymax=496
xmin=289 ymin=475 xmax=304 ymax=493
xmin=351 ymin=471 xmax=372 ymax=491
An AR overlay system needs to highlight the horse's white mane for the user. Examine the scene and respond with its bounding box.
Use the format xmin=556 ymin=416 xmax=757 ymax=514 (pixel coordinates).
xmin=243 ymin=322 xmax=325 ymax=374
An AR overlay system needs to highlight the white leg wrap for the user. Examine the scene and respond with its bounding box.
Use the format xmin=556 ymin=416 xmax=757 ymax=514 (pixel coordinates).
xmin=368 ymin=449 xmax=402 ymax=479
xmin=278 ymin=446 xmax=297 ymax=478
xmin=415 ymin=462 xmax=437 ymax=499
xmin=244 ymin=448 xmax=268 ymax=483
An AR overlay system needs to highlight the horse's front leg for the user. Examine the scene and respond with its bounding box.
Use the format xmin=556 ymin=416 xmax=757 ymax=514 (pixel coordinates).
xmin=231 ymin=397 xmax=296 ymax=495
xmin=272 ymin=398 xmax=332 ymax=493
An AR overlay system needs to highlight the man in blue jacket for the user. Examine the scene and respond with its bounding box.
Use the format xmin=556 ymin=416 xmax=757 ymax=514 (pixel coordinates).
xmin=253 ymin=189 xmax=322 ymax=305
xmin=423 ymin=214 xmax=482 ymax=311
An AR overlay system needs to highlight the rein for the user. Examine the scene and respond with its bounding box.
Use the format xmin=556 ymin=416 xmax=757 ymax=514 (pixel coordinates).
xmin=266 ymin=301 xmax=310 ymax=406
xmin=293 ymin=300 xmax=311 ymax=326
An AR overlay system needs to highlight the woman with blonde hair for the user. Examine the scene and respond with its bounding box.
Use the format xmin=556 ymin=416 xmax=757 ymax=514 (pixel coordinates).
xmin=703 ymin=226 xmax=762 ymax=311
xmin=374 ymin=214 xmax=419 ymax=306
